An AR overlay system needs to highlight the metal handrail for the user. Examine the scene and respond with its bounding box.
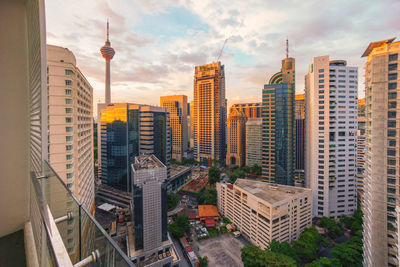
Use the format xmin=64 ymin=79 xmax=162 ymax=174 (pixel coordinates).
xmin=30 ymin=171 xmax=74 ymax=267
xmin=43 ymin=161 xmax=135 ymax=267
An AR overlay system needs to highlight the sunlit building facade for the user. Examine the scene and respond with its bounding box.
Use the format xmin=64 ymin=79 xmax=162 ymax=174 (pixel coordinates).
xmin=357 ymin=98 xmax=366 ymax=207
xmin=47 ymin=45 xmax=94 ymax=212
xmin=193 ymin=62 xmax=226 ymax=165
xmin=262 ymin=57 xmax=295 ymax=185
xmin=305 ymin=56 xmax=358 ymax=218
xmin=230 ymin=103 xmax=262 ymax=118
xmin=362 ymin=38 xmax=400 ymax=267
xmin=226 ymin=107 xmax=247 ymax=167
xmin=100 ymin=103 xmax=170 ymax=191
xmin=160 ymin=95 xmax=188 ymax=161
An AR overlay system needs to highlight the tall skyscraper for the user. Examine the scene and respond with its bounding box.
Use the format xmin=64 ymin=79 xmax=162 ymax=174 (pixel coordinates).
xmin=357 ymin=98 xmax=366 ymax=207
xmin=193 ymin=62 xmax=226 ymax=166
xmin=226 ymin=107 xmax=247 ymax=167
xmin=295 ymin=93 xmax=306 ymax=186
xmin=246 ymin=118 xmax=262 ymax=166
xmin=262 ymin=55 xmax=295 ymax=185
xmin=160 ymin=95 xmax=188 ymax=161
xmin=305 ymin=56 xmax=358 ymax=218
xmin=230 ymin=103 xmax=262 ymax=118
xmin=47 ymin=45 xmax=95 ymax=212
xmin=362 ymin=38 xmax=400 ymax=267
xmin=100 ymin=104 xmax=170 ymax=191
xmin=100 ymin=21 xmax=115 ymax=105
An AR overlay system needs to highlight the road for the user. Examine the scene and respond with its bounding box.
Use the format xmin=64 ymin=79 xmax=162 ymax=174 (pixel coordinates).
xmin=172 ymin=237 xmax=191 ymax=267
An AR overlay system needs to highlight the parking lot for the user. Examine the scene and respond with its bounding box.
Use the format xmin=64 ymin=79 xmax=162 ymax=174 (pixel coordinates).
xmin=192 ymin=233 xmax=249 ymax=267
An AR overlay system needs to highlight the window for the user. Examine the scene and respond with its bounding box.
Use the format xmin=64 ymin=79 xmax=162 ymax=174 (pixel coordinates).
xmin=66 ymin=117 xmax=72 ymax=123
xmin=389 ymin=53 xmax=398 ymax=61
xmin=389 ymin=140 xmax=396 ymax=147
xmin=66 ymin=126 xmax=73 ymax=132
xmin=389 ymin=83 xmax=397 ymax=90
xmin=319 ymin=79 xmax=324 ymax=83
xmin=387 ymin=150 xmax=396 ymax=156
xmin=66 ymin=155 xmax=73 ymax=160
xmin=66 ymin=108 xmax=73 ymax=114
xmin=66 ymin=136 xmax=73 ymax=142
xmin=66 ymin=98 xmax=73 ymax=104
xmin=65 ymin=80 xmax=72 ymax=86
xmin=65 ymin=89 xmax=72 ymax=95
xmin=388 ymin=111 xmax=396 ymax=118
xmin=389 ymin=63 xmax=398 ymax=71
xmin=66 ymin=173 xmax=73 ymax=179
xmin=388 ymin=121 xmax=396 ymax=128
xmin=66 ymin=164 xmax=73 ymax=169
xmin=319 ymin=74 xmax=324 ymax=78
xmin=66 ymin=145 xmax=73 ymax=151
xmin=65 ymin=69 xmax=73 ymax=75
xmin=319 ymin=69 xmax=324 ymax=73
xmin=389 ymin=102 xmax=397 ymax=109
xmin=319 ymin=85 xmax=324 ymax=88
xmin=388 ymin=73 xmax=398 ymax=80
xmin=338 ymin=69 xmax=346 ymax=73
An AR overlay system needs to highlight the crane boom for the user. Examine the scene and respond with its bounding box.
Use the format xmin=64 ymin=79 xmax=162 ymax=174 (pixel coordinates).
xmin=217 ymin=38 xmax=229 ymax=61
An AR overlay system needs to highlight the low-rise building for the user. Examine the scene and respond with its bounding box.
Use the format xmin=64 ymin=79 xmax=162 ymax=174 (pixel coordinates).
xmin=217 ymin=179 xmax=312 ymax=249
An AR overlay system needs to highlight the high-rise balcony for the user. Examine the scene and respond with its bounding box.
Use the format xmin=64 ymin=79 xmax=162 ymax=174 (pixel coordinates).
xmin=1 ymin=160 xmax=134 ymax=267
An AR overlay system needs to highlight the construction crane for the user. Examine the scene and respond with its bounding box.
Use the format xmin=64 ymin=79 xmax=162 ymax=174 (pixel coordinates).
xmin=216 ymin=37 xmax=230 ymax=62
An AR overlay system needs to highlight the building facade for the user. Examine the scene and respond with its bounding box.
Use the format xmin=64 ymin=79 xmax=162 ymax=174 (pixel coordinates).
xmin=357 ymin=98 xmax=366 ymax=207
xmin=226 ymin=108 xmax=247 ymax=167
xmin=47 ymin=45 xmax=95 ymax=212
xmin=295 ymin=94 xmax=306 ymax=187
xmin=305 ymin=56 xmax=358 ymax=218
xmin=262 ymin=57 xmax=295 ymax=185
xmin=130 ymin=155 xmax=179 ymax=266
xmin=217 ymin=179 xmax=312 ymax=249
xmin=362 ymin=38 xmax=400 ymax=267
xmin=99 ymin=104 xmax=170 ymax=192
xmin=160 ymin=95 xmax=188 ymax=162
xmin=246 ymin=118 xmax=262 ymax=166
xmin=193 ymin=62 xmax=226 ymax=166
xmin=230 ymin=103 xmax=262 ymax=118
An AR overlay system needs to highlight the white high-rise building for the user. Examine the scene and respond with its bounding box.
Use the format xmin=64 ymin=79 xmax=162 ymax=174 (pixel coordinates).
xmin=362 ymin=38 xmax=400 ymax=267
xmin=246 ymin=118 xmax=262 ymax=166
xmin=305 ymin=56 xmax=358 ymax=218
xmin=47 ymin=45 xmax=95 ymax=212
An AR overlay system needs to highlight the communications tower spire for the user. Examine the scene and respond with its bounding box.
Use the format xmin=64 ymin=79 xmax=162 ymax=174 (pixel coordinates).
xmin=100 ymin=20 xmax=115 ymax=105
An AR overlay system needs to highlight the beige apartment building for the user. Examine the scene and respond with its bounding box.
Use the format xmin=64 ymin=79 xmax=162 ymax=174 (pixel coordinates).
xmin=217 ymin=179 xmax=312 ymax=249
xmin=246 ymin=118 xmax=262 ymax=166
xmin=193 ymin=62 xmax=226 ymax=165
xmin=226 ymin=107 xmax=247 ymax=167
xmin=160 ymin=95 xmax=188 ymax=161
xmin=362 ymin=38 xmax=400 ymax=267
xmin=47 ymin=45 xmax=94 ymax=212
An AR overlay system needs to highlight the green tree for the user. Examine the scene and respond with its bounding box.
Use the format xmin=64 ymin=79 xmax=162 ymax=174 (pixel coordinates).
xmin=176 ymin=214 xmax=190 ymax=232
xmin=199 ymin=256 xmax=208 ymax=267
xmin=167 ymin=194 xmax=180 ymax=210
xmin=168 ymin=222 xmax=184 ymax=238
xmin=242 ymin=165 xmax=252 ymax=173
xmin=198 ymin=187 xmax=217 ymax=205
xmin=251 ymin=164 xmax=262 ymax=175
xmin=331 ymin=237 xmax=363 ymax=266
xmin=320 ymin=217 xmax=344 ymax=238
xmin=305 ymin=257 xmax=340 ymax=267
xmin=241 ymin=245 xmax=297 ymax=267
xmin=229 ymin=169 xmax=245 ymax=183
xmin=268 ymin=240 xmax=299 ymax=265
xmin=208 ymin=167 xmax=221 ymax=185
xmin=168 ymin=214 xmax=190 ymax=239
xmin=292 ymin=227 xmax=324 ymax=263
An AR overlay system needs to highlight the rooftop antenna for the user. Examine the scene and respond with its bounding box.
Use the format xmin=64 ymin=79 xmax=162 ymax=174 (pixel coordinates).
xmin=107 ymin=19 xmax=110 ymax=42
xmin=286 ymin=38 xmax=289 ymax=58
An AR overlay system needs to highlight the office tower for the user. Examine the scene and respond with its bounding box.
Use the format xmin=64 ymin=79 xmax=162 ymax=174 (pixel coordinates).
xmin=189 ymin=100 xmax=194 ymax=149
xmin=129 ymin=155 xmax=180 ymax=266
xmin=295 ymin=94 xmax=306 ymax=186
xmin=100 ymin=21 xmax=115 ymax=105
xmin=193 ymin=62 xmax=226 ymax=166
xmin=246 ymin=118 xmax=262 ymax=166
xmin=357 ymin=98 xmax=366 ymax=206
xmin=160 ymin=95 xmax=188 ymax=161
xmin=262 ymin=55 xmax=295 ymax=185
xmin=0 ymin=2 xmax=134 ymax=265
xmin=362 ymin=38 xmax=400 ymax=267
xmin=226 ymin=107 xmax=247 ymax=167
xmin=230 ymin=103 xmax=262 ymax=118
xmin=217 ymin=179 xmax=312 ymax=249
xmin=100 ymin=104 xmax=170 ymax=191
xmin=47 ymin=45 xmax=95 ymax=212
xmin=305 ymin=56 xmax=358 ymax=218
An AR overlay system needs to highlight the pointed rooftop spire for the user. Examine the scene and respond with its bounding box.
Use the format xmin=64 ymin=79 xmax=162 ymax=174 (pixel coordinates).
xmin=107 ymin=19 xmax=110 ymax=42
xmin=286 ymin=38 xmax=289 ymax=58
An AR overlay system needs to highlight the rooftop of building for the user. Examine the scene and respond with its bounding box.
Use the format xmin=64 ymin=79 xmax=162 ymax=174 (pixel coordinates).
xmin=197 ymin=205 xmax=219 ymax=218
xmin=231 ymin=102 xmax=262 ymax=107
xmin=133 ymin=155 xmax=164 ymax=171
xmin=170 ymin=164 xmax=191 ymax=179
xmin=329 ymin=60 xmax=347 ymax=66
xmin=233 ymin=179 xmax=311 ymax=204
xmin=362 ymin=38 xmax=396 ymax=57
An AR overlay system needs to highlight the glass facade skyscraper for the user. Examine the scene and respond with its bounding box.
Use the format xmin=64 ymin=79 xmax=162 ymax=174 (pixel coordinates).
xmin=99 ymin=104 xmax=170 ymax=192
xmin=262 ymin=57 xmax=295 ymax=185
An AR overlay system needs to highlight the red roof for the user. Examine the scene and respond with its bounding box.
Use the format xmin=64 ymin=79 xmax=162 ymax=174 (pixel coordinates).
xmin=205 ymin=218 xmax=215 ymax=227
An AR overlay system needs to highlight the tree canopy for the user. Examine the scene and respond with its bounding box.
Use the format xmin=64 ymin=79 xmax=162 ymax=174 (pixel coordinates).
xmin=197 ymin=187 xmax=217 ymax=205
xmin=241 ymin=245 xmax=297 ymax=267
xmin=208 ymin=167 xmax=221 ymax=185
xmin=168 ymin=214 xmax=190 ymax=239
xmin=319 ymin=217 xmax=344 ymax=238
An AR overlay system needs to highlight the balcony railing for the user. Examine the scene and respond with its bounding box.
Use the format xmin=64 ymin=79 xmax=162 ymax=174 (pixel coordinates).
xmin=30 ymin=161 xmax=134 ymax=267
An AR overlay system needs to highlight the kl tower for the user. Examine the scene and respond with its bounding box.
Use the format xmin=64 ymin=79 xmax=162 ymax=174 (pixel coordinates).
xmin=100 ymin=21 xmax=115 ymax=105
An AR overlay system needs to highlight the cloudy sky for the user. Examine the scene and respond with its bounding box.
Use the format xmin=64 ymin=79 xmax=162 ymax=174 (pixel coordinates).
xmin=46 ymin=0 xmax=399 ymax=112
